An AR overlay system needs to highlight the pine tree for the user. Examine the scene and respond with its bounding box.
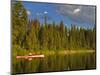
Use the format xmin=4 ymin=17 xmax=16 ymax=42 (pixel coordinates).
xmin=12 ymin=1 xmax=96 ymax=51
xmin=25 ymin=25 xmax=38 ymax=50
xmin=92 ymin=26 xmax=96 ymax=50
xmin=12 ymin=1 xmax=28 ymax=48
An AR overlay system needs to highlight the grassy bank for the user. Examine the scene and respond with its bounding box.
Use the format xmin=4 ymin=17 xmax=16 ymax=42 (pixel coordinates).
xmin=13 ymin=49 xmax=95 ymax=56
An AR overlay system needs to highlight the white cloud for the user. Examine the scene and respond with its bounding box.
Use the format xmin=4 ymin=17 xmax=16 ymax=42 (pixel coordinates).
xmin=36 ymin=13 xmax=42 ymax=16
xmin=44 ymin=11 xmax=48 ymax=14
xmin=56 ymin=5 xmax=95 ymax=25
xmin=27 ymin=10 xmax=31 ymax=15
xmin=65 ymin=24 xmax=68 ymax=26
xmin=73 ymin=8 xmax=80 ymax=14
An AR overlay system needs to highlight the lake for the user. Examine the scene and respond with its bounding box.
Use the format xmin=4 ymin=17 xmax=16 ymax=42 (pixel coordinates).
xmin=12 ymin=50 xmax=96 ymax=74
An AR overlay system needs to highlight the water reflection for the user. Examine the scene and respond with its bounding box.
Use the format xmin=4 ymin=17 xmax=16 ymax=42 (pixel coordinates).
xmin=13 ymin=52 xmax=96 ymax=74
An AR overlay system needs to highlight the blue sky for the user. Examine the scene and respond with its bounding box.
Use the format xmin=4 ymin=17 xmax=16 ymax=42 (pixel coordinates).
xmin=22 ymin=1 xmax=96 ymax=29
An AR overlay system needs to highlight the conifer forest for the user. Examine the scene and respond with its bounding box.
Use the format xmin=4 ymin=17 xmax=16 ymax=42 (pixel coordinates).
xmin=12 ymin=1 xmax=96 ymax=74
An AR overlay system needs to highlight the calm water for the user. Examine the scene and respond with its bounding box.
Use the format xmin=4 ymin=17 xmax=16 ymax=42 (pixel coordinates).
xmin=12 ymin=52 xmax=96 ymax=74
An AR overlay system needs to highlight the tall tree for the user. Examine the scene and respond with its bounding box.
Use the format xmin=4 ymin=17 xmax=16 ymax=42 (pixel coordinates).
xmin=25 ymin=25 xmax=38 ymax=50
xmin=12 ymin=1 xmax=28 ymax=48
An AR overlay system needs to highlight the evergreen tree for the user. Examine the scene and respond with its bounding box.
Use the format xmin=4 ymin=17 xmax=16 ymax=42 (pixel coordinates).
xmin=12 ymin=1 xmax=28 ymax=48
xmin=12 ymin=1 xmax=96 ymax=51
